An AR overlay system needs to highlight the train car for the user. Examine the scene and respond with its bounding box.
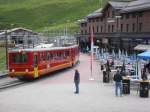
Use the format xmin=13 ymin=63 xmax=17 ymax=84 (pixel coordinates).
xmin=8 ymin=45 xmax=79 ymax=79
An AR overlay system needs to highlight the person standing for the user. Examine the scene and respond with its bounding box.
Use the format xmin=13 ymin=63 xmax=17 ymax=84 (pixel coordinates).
xmin=74 ymin=69 xmax=80 ymax=94
xmin=106 ymin=61 xmax=111 ymax=82
xmin=113 ymin=69 xmax=123 ymax=97
xmin=142 ymin=68 xmax=148 ymax=80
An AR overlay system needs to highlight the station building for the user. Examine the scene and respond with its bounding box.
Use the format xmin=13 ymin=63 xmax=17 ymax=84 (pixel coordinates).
xmin=0 ymin=27 xmax=41 ymax=48
xmin=78 ymin=0 xmax=150 ymax=54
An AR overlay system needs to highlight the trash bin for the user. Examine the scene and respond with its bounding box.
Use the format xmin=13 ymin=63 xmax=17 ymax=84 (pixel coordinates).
xmin=140 ymin=81 xmax=149 ymax=98
xmin=103 ymin=71 xmax=109 ymax=83
xmin=122 ymin=77 xmax=130 ymax=94
xmin=101 ymin=65 xmax=104 ymax=71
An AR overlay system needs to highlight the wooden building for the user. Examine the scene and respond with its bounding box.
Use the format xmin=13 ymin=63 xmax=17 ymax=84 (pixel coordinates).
xmin=78 ymin=0 xmax=150 ymax=53
xmin=0 ymin=27 xmax=40 ymax=48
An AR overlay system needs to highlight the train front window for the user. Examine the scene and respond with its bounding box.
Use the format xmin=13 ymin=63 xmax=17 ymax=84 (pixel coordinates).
xmin=12 ymin=53 xmax=28 ymax=63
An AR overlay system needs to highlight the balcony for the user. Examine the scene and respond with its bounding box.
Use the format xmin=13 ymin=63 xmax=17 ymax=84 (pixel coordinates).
xmin=77 ymin=32 xmax=150 ymax=40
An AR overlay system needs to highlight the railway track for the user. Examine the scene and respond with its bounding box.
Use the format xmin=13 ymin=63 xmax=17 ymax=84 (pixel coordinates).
xmin=0 ymin=77 xmax=26 ymax=91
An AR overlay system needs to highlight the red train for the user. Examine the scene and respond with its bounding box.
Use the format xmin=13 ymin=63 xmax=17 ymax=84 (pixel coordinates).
xmin=8 ymin=45 xmax=79 ymax=79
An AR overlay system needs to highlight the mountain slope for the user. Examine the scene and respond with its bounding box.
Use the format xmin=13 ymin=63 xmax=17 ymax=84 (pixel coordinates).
xmin=0 ymin=0 xmax=103 ymax=32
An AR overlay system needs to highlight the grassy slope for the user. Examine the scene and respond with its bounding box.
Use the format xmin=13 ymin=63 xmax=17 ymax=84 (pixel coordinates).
xmin=0 ymin=48 xmax=6 ymax=71
xmin=0 ymin=0 xmax=102 ymax=32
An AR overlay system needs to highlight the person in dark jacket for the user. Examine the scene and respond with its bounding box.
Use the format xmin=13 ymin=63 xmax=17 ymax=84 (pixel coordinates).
xmin=142 ymin=68 xmax=148 ymax=80
xmin=113 ymin=69 xmax=123 ymax=97
xmin=74 ymin=69 xmax=80 ymax=94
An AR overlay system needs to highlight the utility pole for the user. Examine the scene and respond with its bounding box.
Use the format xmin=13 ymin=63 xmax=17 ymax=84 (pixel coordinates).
xmin=5 ymin=30 xmax=8 ymax=69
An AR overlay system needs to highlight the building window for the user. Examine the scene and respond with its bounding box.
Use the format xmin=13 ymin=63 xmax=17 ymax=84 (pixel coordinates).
xmin=132 ymin=13 xmax=136 ymax=18
xmin=139 ymin=12 xmax=143 ymax=17
xmin=132 ymin=23 xmax=135 ymax=32
xmin=126 ymin=14 xmax=129 ymax=19
xmin=112 ymin=11 xmax=115 ymax=18
xmin=81 ymin=30 xmax=83 ymax=34
xmin=126 ymin=24 xmax=129 ymax=32
xmin=139 ymin=23 xmax=143 ymax=32
xmin=121 ymin=24 xmax=123 ymax=32
xmin=93 ymin=26 xmax=95 ymax=33
xmin=112 ymin=25 xmax=114 ymax=32
xmin=101 ymin=18 xmax=103 ymax=22
xmin=84 ymin=23 xmax=87 ymax=27
xmin=107 ymin=12 xmax=110 ymax=17
xmin=89 ymin=19 xmax=91 ymax=23
xmin=81 ymin=24 xmax=84 ymax=27
xmin=121 ymin=14 xmax=123 ymax=19
xmin=101 ymin=26 xmax=103 ymax=32
xmin=108 ymin=25 xmax=110 ymax=32
xmin=97 ymin=26 xmax=99 ymax=33
xmin=96 ymin=18 xmax=99 ymax=22
xmin=89 ymin=27 xmax=91 ymax=33
xmin=85 ymin=30 xmax=87 ymax=34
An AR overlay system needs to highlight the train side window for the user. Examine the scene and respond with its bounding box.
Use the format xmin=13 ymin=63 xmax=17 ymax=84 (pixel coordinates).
xmin=60 ymin=52 xmax=63 ymax=60
xmin=66 ymin=51 xmax=69 ymax=56
xmin=64 ymin=51 xmax=67 ymax=59
xmin=59 ymin=52 xmax=61 ymax=60
xmin=40 ymin=54 xmax=42 ymax=61
xmin=40 ymin=53 xmax=45 ymax=61
xmin=47 ymin=52 xmax=50 ymax=60
xmin=51 ymin=52 xmax=54 ymax=60
xmin=56 ymin=52 xmax=59 ymax=60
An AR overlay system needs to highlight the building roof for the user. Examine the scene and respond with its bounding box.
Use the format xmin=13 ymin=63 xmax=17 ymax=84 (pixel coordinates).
xmin=121 ymin=0 xmax=150 ymax=13
xmin=134 ymin=44 xmax=150 ymax=51
xmin=81 ymin=0 xmax=150 ymax=23
xmin=78 ymin=19 xmax=87 ymax=24
xmin=108 ymin=1 xmax=129 ymax=10
xmin=0 ymin=27 xmax=38 ymax=36
xmin=101 ymin=1 xmax=129 ymax=14
xmin=9 ymin=45 xmax=78 ymax=53
xmin=86 ymin=8 xmax=102 ymax=19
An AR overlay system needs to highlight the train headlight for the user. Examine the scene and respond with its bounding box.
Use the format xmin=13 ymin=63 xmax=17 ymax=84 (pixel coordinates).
xmin=25 ymin=69 xmax=29 ymax=72
xmin=12 ymin=69 xmax=15 ymax=72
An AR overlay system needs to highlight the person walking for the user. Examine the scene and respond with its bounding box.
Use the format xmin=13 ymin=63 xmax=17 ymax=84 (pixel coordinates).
xmin=74 ymin=69 xmax=80 ymax=94
xmin=113 ymin=69 xmax=123 ymax=97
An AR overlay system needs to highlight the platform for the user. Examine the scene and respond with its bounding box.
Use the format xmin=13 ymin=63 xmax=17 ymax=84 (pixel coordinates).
xmin=0 ymin=53 xmax=149 ymax=112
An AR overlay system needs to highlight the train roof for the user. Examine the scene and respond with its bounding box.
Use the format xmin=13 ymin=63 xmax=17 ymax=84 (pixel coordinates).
xmin=9 ymin=45 xmax=78 ymax=53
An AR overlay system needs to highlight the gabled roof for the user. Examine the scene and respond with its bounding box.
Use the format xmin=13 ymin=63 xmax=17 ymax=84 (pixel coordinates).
xmin=86 ymin=8 xmax=102 ymax=19
xmin=78 ymin=19 xmax=88 ymax=24
xmin=121 ymin=0 xmax=150 ymax=13
xmin=101 ymin=1 xmax=129 ymax=13
xmin=0 ymin=27 xmax=38 ymax=36
xmin=108 ymin=1 xmax=129 ymax=10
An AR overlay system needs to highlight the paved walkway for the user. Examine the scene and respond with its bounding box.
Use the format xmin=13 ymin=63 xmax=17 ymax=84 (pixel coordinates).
xmin=0 ymin=53 xmax=149 ymax=112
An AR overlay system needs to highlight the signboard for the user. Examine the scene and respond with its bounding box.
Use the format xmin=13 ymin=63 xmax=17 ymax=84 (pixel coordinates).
xmin=102 ymin=38 xmax=108 ymax=44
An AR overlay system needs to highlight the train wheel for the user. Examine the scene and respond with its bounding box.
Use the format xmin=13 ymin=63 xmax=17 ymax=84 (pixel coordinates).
xmin=17 ymin=76 xmax=26 ymax=81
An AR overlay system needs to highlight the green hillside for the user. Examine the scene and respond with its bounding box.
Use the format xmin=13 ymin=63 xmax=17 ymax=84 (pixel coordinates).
xmin=0 ymin=0 xmax=105 ymax=32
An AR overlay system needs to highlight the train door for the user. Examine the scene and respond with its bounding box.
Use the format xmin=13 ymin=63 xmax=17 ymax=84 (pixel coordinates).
xmin=34 ymin=53 xmax=38 ymax=78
